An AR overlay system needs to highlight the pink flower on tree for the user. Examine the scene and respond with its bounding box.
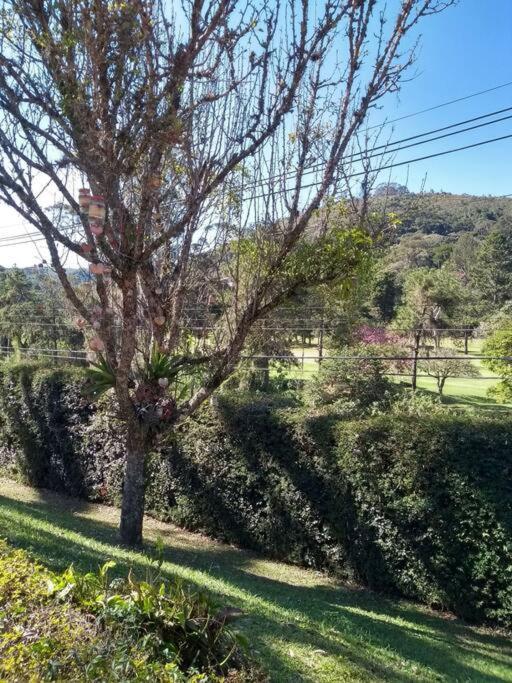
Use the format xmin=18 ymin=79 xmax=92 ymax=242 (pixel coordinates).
xmin=355 ymin=326 xmax=410 ymax=375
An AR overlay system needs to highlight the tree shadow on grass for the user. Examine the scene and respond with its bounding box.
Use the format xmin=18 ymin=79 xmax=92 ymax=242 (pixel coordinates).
xmin=0 ymin=491 xmax=510 ymax=683
xmin=425 ymin=390 xmax=512 ymax=413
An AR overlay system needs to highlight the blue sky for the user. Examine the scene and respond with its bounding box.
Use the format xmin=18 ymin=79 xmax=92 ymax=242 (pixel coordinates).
xmin=0 ymin=0 xmax=511 ymax=267
xmin=366 ymin=0 xmax=512 ymax=195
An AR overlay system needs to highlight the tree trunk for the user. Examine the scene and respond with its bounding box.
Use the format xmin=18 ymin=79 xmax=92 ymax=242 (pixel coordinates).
xmin=120 ymin=420 xmax=147 ymax=547
xmin=253 ymin=355 xmax=270 ymax=391
xmin=12 ymin=336 xmax=24 ymax=362
xmin=318 ymin=317 xmax=324 ymax=366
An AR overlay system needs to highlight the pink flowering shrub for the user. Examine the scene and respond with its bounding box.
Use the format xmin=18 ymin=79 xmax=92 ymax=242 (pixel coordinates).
xmin=354 ymin=326 xmax=410 ymax=375
xmin=355 ymin=325 xmax=404 ymax=347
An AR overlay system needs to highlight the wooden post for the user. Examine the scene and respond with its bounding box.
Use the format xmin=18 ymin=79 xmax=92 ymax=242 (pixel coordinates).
xmin=318 ymin=314 xmax=324 ymax=366
xmin=411 ymin=331 xmax=421 ymax=391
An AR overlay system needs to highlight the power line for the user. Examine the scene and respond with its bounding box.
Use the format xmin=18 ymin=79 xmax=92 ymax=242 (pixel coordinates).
xmin=363 ymin=105 xmax=512 ymax=151
xmin=1 ymin=80 xmax=511 ymax=237
xmin=248 ymin=132 xmax=512 ymax=202
xmin=245 ymin=354 xmax=512 ymax=361
xmin=0 ymin=317 xmax=510 ymax=336
xmin=0 ymin=226 xmax=76 ymax=245
xmin=0 ymin=351 xmax=86 ymax=361
xmin=247 ymin=105 xmax=512 ymax=190
xmin=0 ymin=345 xmax=86 ymax=354
xmin=2 ymin=103 xmax=512 ymax=239
xmin=247 ymin=367 xmax=503 ymax=380
xmin=1 ymin=123 xmax=511 ymax=250
xmin=8 ymin=107 xmax=509 ymax=228
xmin=363 ymin=80 xmax=512 ymax=132
xmin=0 ymin=343 xmax=509 ymax=362
xmin=0 ymin=323 xmax=504 ymax=338
xmin=0 ymin=348 xmax=503 ymax=380
xmin=3 ymin=187 xmax=510 ymax=239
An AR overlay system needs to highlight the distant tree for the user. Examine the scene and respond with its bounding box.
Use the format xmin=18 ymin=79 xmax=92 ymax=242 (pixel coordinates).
xmin=0 ymin=269 xmax=84 ymax=359
xmin=372 ymin=182 xmax=410 ymax=198
xmin=370 ymin=192 xmax=512 ymax=242
xmin=372 ymin=270 xmax=402 ymax=322
xmin=354 ymin=324 xmax=409 ymax=375
xmin=354 ymin=325 xmax=404 ymax=347
xmin=420 ymin=353 xmax=479 ymax=396
xmin=430 ymin=241 xmax=453 ymax=267
xmin=237 ymin=314 xmax=296 ymax=392
xmin=294 ymin=255 xmax=376 ymax=352
xmin=472 ymin=222 xmax=512 ymax=308
xmin=450 ymin=233 xmax=480 ymax=284
xmin=305 ymin=344 xmax=393 ymax=412
xmin=386 ymin=233 xmax=446 ymax=273
xmin=36 ymin=273 xmax=85 ymax=352
xmin=394 ymin=268 xmax=463 ymax=338
xmin=480 ymin=303 xmax=512 ymax=335
xmin=482 ymin=325 xmax=512 ymax=401
xmin=393 ymin=268 xmax=463 ymax=389
xmin=0 ymin=269 xmax=37 ymax=357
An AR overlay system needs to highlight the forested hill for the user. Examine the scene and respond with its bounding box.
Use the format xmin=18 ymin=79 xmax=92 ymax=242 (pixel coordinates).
xmin=371 ymin=190 xmax=512 ymax=239
xmin=364 ymin=189 xmax=512 ymax=323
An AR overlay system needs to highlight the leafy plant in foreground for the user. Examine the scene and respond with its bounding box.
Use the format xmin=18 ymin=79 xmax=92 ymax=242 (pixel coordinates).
xmin=0 ymin=539 xmax=261 ymax=682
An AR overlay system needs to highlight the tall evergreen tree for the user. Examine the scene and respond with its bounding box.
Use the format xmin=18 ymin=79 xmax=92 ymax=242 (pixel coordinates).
xmin=0 ymin=269 xmax=38 ymax=357
xmin=472 ymin=221 xmax=512 ymax=308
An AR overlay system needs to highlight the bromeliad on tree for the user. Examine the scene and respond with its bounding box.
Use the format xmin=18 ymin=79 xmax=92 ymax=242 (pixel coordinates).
xmin=0 ymin=0 xmax=455 ymax=545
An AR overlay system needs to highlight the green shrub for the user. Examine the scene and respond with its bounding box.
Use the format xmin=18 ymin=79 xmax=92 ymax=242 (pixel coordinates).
xmin=482 ymin=325 xmax=512 ymax=401
xmin=0 ymin=539 xmax=260 ymax=682
xmin=386 ymin=388 xmax=445 ymax=416
xmin=0 ymin=363 xmax=511 ymax=627
xmin=304 ymin=345 xmax=394 ymax=414
xmin=168 ymin=401 xmax=512 ymax=626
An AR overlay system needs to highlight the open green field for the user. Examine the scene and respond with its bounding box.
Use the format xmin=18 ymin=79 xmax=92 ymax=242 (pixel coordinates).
xmin=0 ymin=479 xmax=511 ymax=683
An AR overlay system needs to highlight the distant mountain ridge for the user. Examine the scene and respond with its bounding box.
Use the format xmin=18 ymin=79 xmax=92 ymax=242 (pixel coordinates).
xmin=371 ymin=191 xmax=512 ymax=240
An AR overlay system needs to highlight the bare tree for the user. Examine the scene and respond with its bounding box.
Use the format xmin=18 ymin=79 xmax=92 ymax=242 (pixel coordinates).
xmin=0 ymin=0 xmax=454 ymax=545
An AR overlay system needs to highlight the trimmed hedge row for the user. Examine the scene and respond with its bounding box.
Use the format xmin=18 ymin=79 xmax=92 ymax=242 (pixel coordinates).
xmin=0 ymin=363 xmax=511 ymax=627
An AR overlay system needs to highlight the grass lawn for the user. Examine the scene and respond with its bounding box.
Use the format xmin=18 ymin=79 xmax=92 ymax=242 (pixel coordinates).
xmin=0 ymin=479 xmax=511 ymax=682
xmin=414 ymin=377 xmax=508 ymax=405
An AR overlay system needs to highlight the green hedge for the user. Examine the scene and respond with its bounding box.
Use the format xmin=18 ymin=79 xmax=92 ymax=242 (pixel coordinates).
xmin=0 ymin=363 xmax=511 ymax=627
xmin=0 ymin=363 xmax=125 ymax=499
